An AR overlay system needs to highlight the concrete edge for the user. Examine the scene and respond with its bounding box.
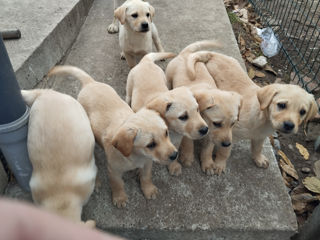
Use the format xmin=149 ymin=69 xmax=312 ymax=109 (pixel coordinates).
xmin=17 ymin=0 xmax=94 ymax=89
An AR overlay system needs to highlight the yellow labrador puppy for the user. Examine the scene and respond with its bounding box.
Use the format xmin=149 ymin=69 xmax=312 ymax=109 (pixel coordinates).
xmin=204 ymin=51 xmax=318 ymax=168
xmin=114 ymin=0 xmax=164 ymax=67
xmin=22 ymin=89 xmax=96 ymax=227
xmin=166 ymin=41 xmax=242 ymax=175
xmin=126 ymin=52 xmax=209 ymax=176
xmin=49 ymin=66 xmax=178 ymax=208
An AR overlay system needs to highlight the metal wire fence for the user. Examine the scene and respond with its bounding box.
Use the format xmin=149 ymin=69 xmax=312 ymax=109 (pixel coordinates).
xmin=248 ymin=0 xmax=320 ymax=105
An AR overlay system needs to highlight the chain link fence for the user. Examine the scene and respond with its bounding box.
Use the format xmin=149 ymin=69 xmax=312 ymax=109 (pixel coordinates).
xmin=248 ymin=0 xmax=320 ymax=107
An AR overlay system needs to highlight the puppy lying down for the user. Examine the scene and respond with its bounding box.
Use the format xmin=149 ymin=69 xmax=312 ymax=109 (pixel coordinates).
xmin=114 ymin=0 xmax=164 ymax=67
xmin=22 ymin=89 xmax=96 ymax=227
xmin=166 ymin=41 xmax=242 ymax=175
xmin=204 ymin=51 xmax=318 ymax=168
xmin=126 ymin=52 xmax=209 ymax=176
xmin=49 ymin=66 xmax=178 ymax=208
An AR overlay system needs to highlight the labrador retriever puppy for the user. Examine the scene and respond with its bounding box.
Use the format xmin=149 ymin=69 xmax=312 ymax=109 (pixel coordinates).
xmin=126 ymin=52 xmax=209 ymax=176
xmin=22 ymin=89 xmax=96 ymax=227
xmin=114 ymin=0 xmax=164 ymax=67
xmin=49 ymin=66 xmax=178 ymax=208
xmin=166 ymin=41 xmax=242 ymax=175
xmin=203 ymin=51 xmax=318 ymax=168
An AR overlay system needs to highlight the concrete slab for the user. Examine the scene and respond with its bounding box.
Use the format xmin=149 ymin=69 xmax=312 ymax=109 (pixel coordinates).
xmin=5 ymin=0 xmax=298 ymax=239
xmin=0 ymin=0 xmax=93 ymax=89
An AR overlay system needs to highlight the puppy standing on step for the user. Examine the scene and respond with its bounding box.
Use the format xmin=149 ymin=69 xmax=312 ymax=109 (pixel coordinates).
xmin=166 ymin=41 xmax=242 ymax=175
xmin=22 ymin=89 xmax=96 ymax=227
xmin=114 ymin=0 xmax=164 ymax=67
xmin=49 ymin=66 xmax=178 ymax=208
xmin=126 ymin=52 xmax=209 ymax=176
xmin=204 ymin=52 xmax=318 ymax=168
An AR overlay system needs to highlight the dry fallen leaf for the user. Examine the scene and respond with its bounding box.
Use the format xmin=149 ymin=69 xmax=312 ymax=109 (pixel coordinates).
xmin=279 ymin=159 xmax=299 ymax=180
xmin=314 ymin=160 xmax=320 ymax=179
xmin=248 ymin=67 xmax=255 ymax=79
xmin=264 ymin=65 xmax=277 ymax=76
xmin=281 ymin=171 xmax=292 ymax=188
xmin=278 ymin=150 xmax=294 ymax=168
xmin=303 ymin=177 xmax=320 ymax=194
xmin=291 ymin=192 xmax=319 ymax=214
xmin=296 ymin=143 xmax=310 ymax=160
xmin=291 ymin=192 xmax=319 ymax=203
xmin=291 ymin=184 xmax=308 ymax=195
xmin=255 ymin=70 xmax=265 ymax=78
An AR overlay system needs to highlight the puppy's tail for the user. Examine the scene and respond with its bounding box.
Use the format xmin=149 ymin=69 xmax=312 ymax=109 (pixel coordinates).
xmin=187 ymin=51 xmax=215 ymax=80
xmin=141 ymin=52 xmax=176 ymax=63
xmin=48 ymin=65 xmax=95 ymax=87
xmin=180 ymin=40 xmax=221 ymax=55
xmin=21 ymin=89 xmax=43 ymax=106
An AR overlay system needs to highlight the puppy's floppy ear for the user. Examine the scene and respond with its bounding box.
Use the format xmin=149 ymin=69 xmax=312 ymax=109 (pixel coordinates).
xmin=148 ymin=3 xmax=155 ymax=20
xmin=111 ymin=127 xmax=137 ymax=157
xmin=114 ymin=5 xmax=127 ymax=24
xmin=192 ymin=89 xmax=215 ymax=112
xmin=257 ymin=85 xmax=278 ymax=110
xmin=304 ymin=94 xmax=318 ymax=126
xmin=146 ymin=96 xmax=172 ymax=118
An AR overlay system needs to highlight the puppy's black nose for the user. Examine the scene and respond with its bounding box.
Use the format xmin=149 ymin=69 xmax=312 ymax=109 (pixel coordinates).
xmin=141 ymin=22 xmax=149 ymax=30
xmin=283 ymin=121 xmax=295 ymax=131
xmin=199 ymin=126 xmax=209 ymax=136
xmin=169 ymin=151 xmax=178 ymax=161
xmin=221 ymin=141 xmax=231 ymax=147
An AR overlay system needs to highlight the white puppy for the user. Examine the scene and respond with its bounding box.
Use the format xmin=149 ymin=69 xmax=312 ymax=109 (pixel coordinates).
xmin=114 ymin=0 xmax=164 ymax=67
xmin=22 ymin=89 xmax=96 ymax=227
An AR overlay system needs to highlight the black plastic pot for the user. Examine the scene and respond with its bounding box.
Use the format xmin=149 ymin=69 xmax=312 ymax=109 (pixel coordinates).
xmin=0 ymin=37 xmax=32 ymax=191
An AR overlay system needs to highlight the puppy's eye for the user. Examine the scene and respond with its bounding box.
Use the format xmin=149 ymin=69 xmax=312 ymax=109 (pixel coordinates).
xmin=146 ymin=141 xmax=156 ymax=149
xmin=131 ymin=13 xmax=138 ymax=18
xmin=300 ymin=109 xmax=306 ymax=116
xmin=277 ymin=103 xmax=286 ymax=110
xmin=213 ymin=122 xmax=222 ymax=128
xmin=146 ymin=13 xmax=150 ymax=17
xmin=165 ymin=130 xmax=168 ymax=137
xmin=178 ymin=114 xmax=189 ymax=121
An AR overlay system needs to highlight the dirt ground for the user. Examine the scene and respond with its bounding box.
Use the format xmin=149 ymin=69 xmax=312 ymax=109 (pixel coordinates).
xmin=224 ymin=0 xmax=320 ymax=227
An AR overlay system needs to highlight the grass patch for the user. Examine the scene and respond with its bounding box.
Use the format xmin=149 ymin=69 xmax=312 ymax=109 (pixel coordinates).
xmin=227 ymin=11 xmax=240 ymax=24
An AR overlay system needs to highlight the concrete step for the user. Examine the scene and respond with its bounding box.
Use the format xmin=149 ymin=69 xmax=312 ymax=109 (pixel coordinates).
xmin=0 ymin=0 xmax=94 ymax=89
xmin=4 ymin=0 xmax=298 ymax=239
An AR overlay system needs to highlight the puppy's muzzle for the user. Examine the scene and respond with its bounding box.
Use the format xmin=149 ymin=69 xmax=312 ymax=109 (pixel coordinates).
xmin=169 ymin=151 xmax=178 ymax=161
xmin=198 ymin=126 xmax=209 ymax=136
xmin=140 ymin=22 xmax=149 ymax=32
xmin=281 ymin=121 xmax=295 ymax=133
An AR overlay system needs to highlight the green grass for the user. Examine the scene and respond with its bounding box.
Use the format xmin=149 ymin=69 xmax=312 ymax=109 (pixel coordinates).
xmin=227 ymin=11 xmax=240 ymax=24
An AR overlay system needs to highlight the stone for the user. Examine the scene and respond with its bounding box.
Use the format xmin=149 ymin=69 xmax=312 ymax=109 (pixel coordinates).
xmin=301 ymin=167 xmax=311 ymax=174
xmin=252 ymin=56 xmax=268 ymax=68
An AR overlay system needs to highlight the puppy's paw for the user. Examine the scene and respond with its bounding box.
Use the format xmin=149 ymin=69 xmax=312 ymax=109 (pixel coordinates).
xmin=84 ymin=220 xmax=96 ymax=228
xmin=180 ymin=154 xmax=194 ymax=167
xmin=168 ymin=161 xmax=182 ymax=176
xmin=142 ymin=184 xmax=158 ymax=200
xmin=201 ymin=159 xmax=215 ymax=175
xmin=254 ymin=154 xmax=269 ymax=168
xmin=213 ymin=161 xmax=226 ymax=176
xmin=112 ymin=192 xmax=128 ymax=208
xmin=120 ymin=52 xmax=126 ymax=60
xmin=107 ymin=23 xmax=119 ymax=34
